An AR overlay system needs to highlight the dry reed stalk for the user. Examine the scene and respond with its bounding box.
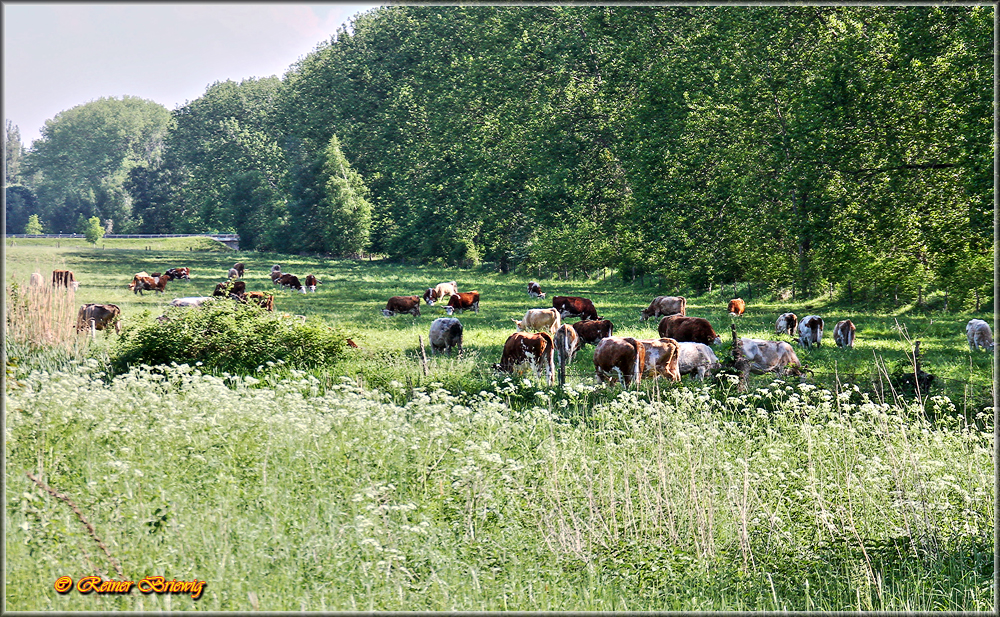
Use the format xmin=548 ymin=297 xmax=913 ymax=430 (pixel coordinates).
xmin=5 ymin=279 xmax=80 ymax=351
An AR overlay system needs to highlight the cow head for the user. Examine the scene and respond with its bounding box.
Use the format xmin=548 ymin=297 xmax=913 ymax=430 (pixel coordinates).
xmin=423 ymin=288 xmax=436 ymax=305
xmin=445 ymin=306 xmax=456 ymax=315
xmin=512 ymin=318 xmax=524 ymax=332
xmin=382 ymin=309 xmax=394 ymax=317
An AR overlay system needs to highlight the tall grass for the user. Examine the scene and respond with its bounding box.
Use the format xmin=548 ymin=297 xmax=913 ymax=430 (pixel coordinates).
xmin=5 ymin=275 xmax=82 ymax=352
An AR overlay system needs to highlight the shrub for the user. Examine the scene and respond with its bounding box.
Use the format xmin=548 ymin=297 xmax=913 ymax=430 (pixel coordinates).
xmin=109 ymin=299 xmax=347 ymax=375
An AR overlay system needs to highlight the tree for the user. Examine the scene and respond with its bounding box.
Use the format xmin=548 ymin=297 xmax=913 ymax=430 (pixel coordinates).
xmin=5 ymin=120 xmax=23 ymax=185
xmin=84 ymin=216 xmax=105 ymax=245
xmin=319 ymin=135 xmax=372 ymax=255
xmin=24 ymin=214 xmax=43 ymax=235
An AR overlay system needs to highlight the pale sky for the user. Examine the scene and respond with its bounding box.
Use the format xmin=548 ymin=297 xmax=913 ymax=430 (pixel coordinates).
xmin=3 ymin=2 xmax=382 ymax=147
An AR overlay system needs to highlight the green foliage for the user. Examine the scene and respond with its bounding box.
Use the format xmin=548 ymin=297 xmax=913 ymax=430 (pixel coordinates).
xmin=23 ymin=214 xmax=42 ymax=235
xmin=320 ymin=135 xmax=372 ymax=255
xmin=83 ymin=216 xmax=104 ymax=245
xmin=5 ymin=185 xmax=38 ymax=235
xmin=109 ymin=299 xmax=347 ymax=375
xmin=5 ymin=119 xmax=23 ymax=184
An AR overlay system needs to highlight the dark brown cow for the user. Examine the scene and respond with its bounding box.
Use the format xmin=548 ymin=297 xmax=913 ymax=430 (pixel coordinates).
xmin=52 ymin=269 xmax=78 ymax=290
xmin=593 ymin=336 xmax=645 ymax=386
xmin=76 ymin=303 xmax=122 ymax=335
xmin=494 ymin=332 xmax=555 ymax=384
xmin=129 ymin=274 xmax=156 ymax=295
xmin=213 ymin=280 xmax=246 ymax=297
xmin=164 ymin=267 xmax=191 ymax=280
xmin=232 ymin=262 xmax=245 ymax=277
xmin=382 ymin=296 xmax=421 ymax=317
xmin=244 ymin=291 xmax=275 ymax=312
xmin=640 ymin=296 xmax=686 ymax=321
xmin=658 ymin=315 xmax=722 ymax=346
xmin=444 ymin=291 xmax=480 ymax=315
xmin=728 ymin=298 xmax=746 ymax=316
xmin=276 ymin=273 xmax=304 ymax=292
xmin=553 ymin=296 xmax=599 ymax=321
xmin=571 ymin=319 xmax=614 ymax=346
xmin=304 ymin=275 xmax=320 ymax=292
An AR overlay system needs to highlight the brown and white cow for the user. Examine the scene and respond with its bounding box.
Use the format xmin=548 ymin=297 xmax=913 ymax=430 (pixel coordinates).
xmin=270 ymin=265 xmax=282 ymax=283
xmin=676 ymin=342 xmax=721 ymax=381
xmin=833 ymin=319 xmax=856 ymax=348
xmin=798 ymin=315 xmax=825 ymax=348
xmin=429 ymin=317 xmax=463 ymax=355
xmin=658 ymin=315 xmax=722 ymax=346
xmin=966 ymin=319 xmax=994 ymax=352
xmin=553 ymin=323 xmax=582 ymax=366
xmin=76 ymin=303 xmax=122 ymax=335
xmin=637 ymin=338 xmax=682 ymax=382
xmin=163 ymin=267 xmax=191 ymax=280
xmin=129 ymin=273 xmax=156 ymax=295
xmin=527 ymin=281 xmax=546 ymax=299
xmin=640 ymin=296 xmax=686 ymax=321
xmin=232 ymin=262 xmax=245 ymax=278
xmin=553 ymin=296 xmax=599 ymax=321
xmin=728 ymin=298 xmax=746 ymax=317
xmin=276 ymin=273 xmax=305 ymax=293
xmin=513 ymin=308 xmax=561 ymax=334
xmin=52 ymin=269 xmax=78 ymax=290
xmin=303 ymin=275 xmax=320 ymax=293
xmin=444 ymin=291 xmax=480 ymax=315
xmin=571 ymin=319 xmax=614 ymax=346
xmin=213 ymin=280 xmax=246 ymax=297
xmin=423 ymin=281 xmax=458 ymax=306
xmin=593 ymin=336 xmax=645 ymax=386
xmin=740 ymin=338 xmax=802 ymax=374
xmin=382 ymin=296 xmax=421 ymax=317
xmin=244 ymin=291 xmax=275 ymax=312
xmin=152 ymin=273 xmax=169 ymax=294
xmin=494 ymin=332 xmax=555 ymax=384
xmin=775 ymin=313 xmax=798 ymax=337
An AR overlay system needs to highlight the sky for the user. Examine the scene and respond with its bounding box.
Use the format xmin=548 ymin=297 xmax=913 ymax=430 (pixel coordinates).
xmin=3 ymin=2 xmax=382 ymax=147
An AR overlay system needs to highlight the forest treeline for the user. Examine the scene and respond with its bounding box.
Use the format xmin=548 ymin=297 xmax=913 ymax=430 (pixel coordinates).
xmin=4 ymin=6 xmax=993 ymax=305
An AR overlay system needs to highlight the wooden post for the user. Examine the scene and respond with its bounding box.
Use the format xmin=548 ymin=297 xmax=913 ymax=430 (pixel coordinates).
xmin=918 ymin=285 xmax=922 ymax=306
xmin=418 ymin=335 xmax=429 ymax=377
xmin=847 ymin=281 xmax=852 ymax=305
xmin=730 ymin=323 xmax=748 ymax=392
xmin=90 ymin=319 xmax=96 ymax=339
xmin=558 ymin=349 xmax=566 ymax=388
xmin=894 ymin=284 xmax=899 ymax=307
xmin=632 ymin=265 xmax=636 ymax=282
xmin=792 ymin=282 xmax=795 ymax=301
xmin=747 ymin=282 xmax=752 ymax=301
xmin=975 ymin=289 xmax=980 ymax=311
xmin=829 ymin=282 xmax=833 ymax=300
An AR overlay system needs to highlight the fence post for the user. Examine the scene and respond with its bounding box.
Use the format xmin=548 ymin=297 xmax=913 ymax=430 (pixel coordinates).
xmin=418 ymin=336 xmax=429 ymax=377
xmin=975 ymin=289 xmax=980 ymax=311
xmin=558 ymin=350 xmax=566 ymax=388
xmin=847 ymin=281 xmax=852 ymax=305
xmin=918 ymin=286 xmax=922 ymax=307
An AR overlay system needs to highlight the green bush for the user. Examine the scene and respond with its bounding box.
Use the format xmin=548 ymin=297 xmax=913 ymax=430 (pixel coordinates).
xmin=109 ymin=299 xmax=347 ymax=375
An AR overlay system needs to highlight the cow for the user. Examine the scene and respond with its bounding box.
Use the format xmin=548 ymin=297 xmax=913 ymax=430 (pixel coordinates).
xmin=228 ymin=268 xmax=240 ymax=280
xmin=593 ymin=336 xmax=645 ymax=386
xmin=170 ymin=297 xmax=213 ymax=308
xmin=658 ymin=315 xmax=722 ymax=346
xmin=554 ymin=324 xmax=582 ymax=366
xmin=740 ymin=338 xmax=802 ymax=374
xmin=52 ymin=269 xmax=78 ymax=290
xmin=429 ymin=317 xmax=463 ymax=355
xmin=494 ymin=332 xmax=555 ymax=384
xmin=382 ymin=296 xmax=421 ymax=317
xmin=276 ymin=273 xmax=305 ymax=293
xmin=129 ymin=274 xmax=156 ymax=295
xmin=637 ymin=338 xmax=682 ymax=382
xmin=232 ymin=262 xmax=245 ymax=278
xmin=513 ymin=308 xmax=561 ymax=334
xmin=76 ymin=303 xmax=122 ymax=335
xmin=304 ymin=275 xmax=320 ymax=293
xmin=163 ymin=267 xmax=191 ymax=280
xmin=423 ymin=281 xmax=459 ymax=306
xmin=833 ymin=319 xmax=856 ymax=348
xmin=728 ymin=298 xmax=746 ymax=317
xmin=966 ymin=319 xmax=994 ymax=352
xmin=270 ymin=265 xmax=282 ymax=283
xmin=152 ymin=273 xmax=169 ymax=294
xmin=676 ymin=342 xmax=721 ymax=381
xmin=29 ymin=272 xmax=44 ymax=288
xmin=553 ymin=296 xmax=599 ymax=321
xmin=527 ymin=281 xmax=546 ymax=299
xmin=775 ymin=313 xmax=798 ymax=337
xmin=444 ymin=291 xmax=480 ymax=315
xmin=640 ymin=296 xmax=686 ymax=321
xmin=798 ymin=315 xmax=825 ymax=348
xmin=571 ymin=319 xmax=614 ymax=346
xmin=244 ymin=291 xmax=275 ymax=312
xmin=213 ymin=280 xmax=246 ymax=297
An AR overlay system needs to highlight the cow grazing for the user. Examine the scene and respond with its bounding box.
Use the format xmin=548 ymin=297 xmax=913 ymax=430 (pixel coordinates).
xmin=213 ymin=280 xmax=246 ymax=297
xmin=244 ymin=291 xmax=275 ymax=312
xmin=513 ymin=308 xmax=561 ymax=334
xmin=798 ymin=315 xmax=825 ymax=348
xmin=444 ymin=291 xmax=480 ymax=315
xmin=593 ymin=336 xmax=645 ymax=386
xmin=382 ymin=296 xmax=421 ymax=317
xmin=554 ymin=324 xmax=582 ymax=366
xmin=52 ymin=269 xmax=78 ymax=290
xmin=740 ymin=338 xmax=802 ymax=374
xmin=232 ymin=262 xmax=245 ymax=277
xmin=76 ymin=303 xmax=122 ymax=335
xmin=833 ymin=320 xmax=856 ymax=348
xmin=640 ymin=296 xmax=686 ymax=321
xmin=676 ymin=342 xmax=721 ymax=381
xmin=658 ymin=315 xmax=722 ymax=346
xmin=527 ymin=281 xmax=546 ymax=299
xmin=775 ymin=312 xmax=798 ymax=337
xmin=170 ymin=297 xmax=212 ymax=308
xmin=553 ymin=296 xmax=599 ymax=321
xmin=966 ymin=319 xmax=994 ymax=351
xmin=29 ymin=272 xmax=44 ymax=288
xmin=494 ymin=332 xmax=555 ymax=384
xmin=270 ymin=265 xmax=282 ymax=283
xmin=304 ymin=275 xmax=320 ymax=293
xmin=728 ymin=298 xmax=746 ymax=317
xmin=571 ymin=319 xmax=614 ymax=346
xmin=163 ymin=267 xmax=191 ymax=280
xmin=637 ymin=338 xmax=682 ymax=382
xmin=423 ymin=281 xmax=459 ymax=306
xmin=128 ymin=274 xmax=156 ymax=295
xmin=228 ymin=268 xmax=240 ymax=280
xmin=429 ymin=318 xmax=463 ymax=355
xmin=276 ymin=273 xmax=305 ymax=293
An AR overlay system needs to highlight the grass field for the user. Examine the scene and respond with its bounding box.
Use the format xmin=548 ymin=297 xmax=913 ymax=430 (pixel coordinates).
xmin=4 ymin=240 xmax=996 ymax=611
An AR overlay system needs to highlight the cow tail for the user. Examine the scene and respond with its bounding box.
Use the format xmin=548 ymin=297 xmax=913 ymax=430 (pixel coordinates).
xmin=540 ymin=332 xmax=555 ymax=384
xmin=680 ymin=297 xmax=687 ymax=316
xmin=627 ymin=338 xmax=643 ymax=386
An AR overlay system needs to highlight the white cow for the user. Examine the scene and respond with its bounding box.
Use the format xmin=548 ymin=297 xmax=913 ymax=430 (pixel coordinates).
xmin=740 ymin=338 xmax=802 ymax=374
xmin=676 ymin=342 xmax=721 ymax=381
xmin=513 ymin=308 xmax=561 ymax=334
xmin=170 ymin=296 xmax=213 ymax=307
xmin=966 ymin=319 xmax=994 ymax=351
xmin=429 ymin=317 xmax=463 ymax=355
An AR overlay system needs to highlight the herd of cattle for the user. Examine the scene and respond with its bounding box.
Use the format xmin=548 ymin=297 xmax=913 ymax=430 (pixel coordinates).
xmin=28 ymin=265 xmax=996 ymax=386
